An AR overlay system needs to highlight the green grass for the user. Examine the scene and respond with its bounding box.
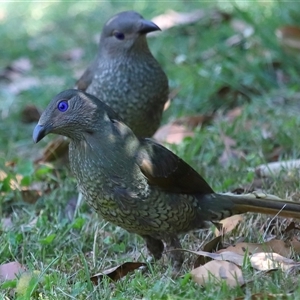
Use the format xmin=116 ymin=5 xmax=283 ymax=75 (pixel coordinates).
xmin=1 ymin=0 xmax=300 ymax=299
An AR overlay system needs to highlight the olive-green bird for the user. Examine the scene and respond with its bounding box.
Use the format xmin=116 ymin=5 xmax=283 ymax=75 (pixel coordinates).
xmin=33 ymin=90 xmax=300 ymax=270
xmin=76 ymin=10 xmax=168 ymax=138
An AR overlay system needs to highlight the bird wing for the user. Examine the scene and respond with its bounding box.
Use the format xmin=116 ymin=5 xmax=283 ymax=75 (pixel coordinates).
xmin=76 ymin=60 xmax=97 ymax=91
xmin=137 ymin=138 xmax=214 ymax=194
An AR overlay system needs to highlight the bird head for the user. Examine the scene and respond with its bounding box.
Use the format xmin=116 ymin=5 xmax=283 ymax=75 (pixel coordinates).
xmin=100 ymin=10 xmax=160 ymax=55
xmin=33 ymin=89 xmax=119 ymax=143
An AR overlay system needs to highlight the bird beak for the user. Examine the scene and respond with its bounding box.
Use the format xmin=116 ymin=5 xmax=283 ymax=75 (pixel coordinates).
xmin=33 ymin=124 xmax=52 ymax=143
xmin=139 ymin=19 xmax=161 ymax=34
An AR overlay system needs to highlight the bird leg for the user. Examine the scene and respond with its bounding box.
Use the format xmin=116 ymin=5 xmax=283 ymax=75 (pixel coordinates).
xmin=142 ymin=235 xmax=164 ymax=260
xmin=165 ymin=236 xmax=184 ymax=271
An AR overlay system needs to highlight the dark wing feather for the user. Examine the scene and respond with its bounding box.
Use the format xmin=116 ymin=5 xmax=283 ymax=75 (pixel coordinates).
xmin=137 ymin=138 xmax=214 ymax=194
xmin=76 ymin=60 xmax=97 ymax=91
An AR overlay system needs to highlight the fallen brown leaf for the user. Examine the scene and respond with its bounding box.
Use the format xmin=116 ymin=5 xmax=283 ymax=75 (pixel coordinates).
xmin=219 ymin=133 xmax=246 ymax=166
xmin=0 ymin=261 xmax=26 ymax=282
xmin=264 ymin=146 xmax=284 ymax=162
xmin=151 ymin=8 xmax=230 ymax=37
xmin=276 ymin=25 xmax=300 ymax=53
xmin=154 ymin=114 xmax=213 ymax=144
xmin=10 ymin=57 xmax=32 ymax=73
xmin=224 ymin=106 xmax=244 ymax=123
xmin=0 ymin=170 xmax=47 ymax=204
xmin=218 ymin=239 xmax=300 ymax=258
xmin=153 ymin=123 xmax=194 ymax=144
xmin=60 ymin=48 xmax=84 ymax=61
xmin=20 ymin=188 xmax=43 ymax=204
xmin=151 ymin=9 xmax=205 ymax=33
xmin=215 ymin=215 xmax=243 ymax=237
xmin=21 ymin=104 xmax=41 ymax=123
xmin=182 ymin=249 xmax=245 ymax=268
xmin=250 ymin=252 xmax=300 ymax=271
xmin=225 ymin=19 xmax=254 ymax=47
xmin=194 ymin=235 xmax=223 ymax=267
xmin=219 ymin=148 xmax=245 ymax=165
xmin=230 ymin=19 xmax=254 ymax=36
xmin=225 ymin=34 xmax=245 ymax=47
xmin=6 ymin=77 xmax=40 ymax=96
xmin=173 ymin=114 xmax=214 ymax=128
xmin=35 ymin=136 xmax=69 ymax=163
xmin=282 ymin=221 xmax=300 ymax=234
xmin=191 ymin=260 xmax=244 ymax=287
xmin=255 ymin=159 xmax=300 ymax=178
xmin=203 ymin=235 xmax=223 ymax=253
xmin=90 ymin=262 xmax=147 ymax=285
xmin=0 ymin=57 xmax=32 ymax=82
xmin=1 ymin=217 xmax=13 ymax=230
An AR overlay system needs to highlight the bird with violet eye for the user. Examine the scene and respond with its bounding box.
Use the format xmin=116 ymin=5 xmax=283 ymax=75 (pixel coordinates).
xmin=33 ymin=89 xmax=300 ymax=272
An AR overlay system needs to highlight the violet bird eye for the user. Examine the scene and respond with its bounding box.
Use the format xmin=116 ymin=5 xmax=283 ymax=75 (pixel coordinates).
xmin=113 ymin=31 xmax=125 ymax=40
xmin=57 ymin=100 xmax=68 ymax=112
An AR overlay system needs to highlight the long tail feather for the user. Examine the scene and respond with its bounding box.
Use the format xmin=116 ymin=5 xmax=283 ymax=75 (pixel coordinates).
xmin=202 ymin=192 xmax=300 ymax=220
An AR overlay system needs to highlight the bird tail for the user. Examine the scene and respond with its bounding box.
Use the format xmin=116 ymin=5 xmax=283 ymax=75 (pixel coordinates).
xmin=201 ymin=192 xmax=300 ymax=221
